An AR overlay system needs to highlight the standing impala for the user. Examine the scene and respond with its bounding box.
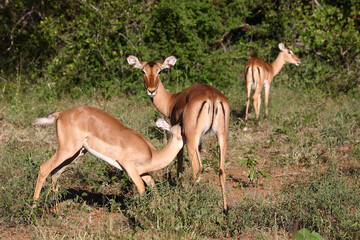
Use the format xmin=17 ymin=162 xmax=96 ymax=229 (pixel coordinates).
xmin=32 ymin=106 xmax=183 ymax=205
xmin=244 ymin=43 xmax=301 ymax=126
xmin=127 ymin=55 xmax=230 ymax=212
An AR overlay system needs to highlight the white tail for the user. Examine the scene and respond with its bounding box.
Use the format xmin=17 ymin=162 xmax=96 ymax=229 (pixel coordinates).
xmin=32 ymin=115 xmax=57 ymax=126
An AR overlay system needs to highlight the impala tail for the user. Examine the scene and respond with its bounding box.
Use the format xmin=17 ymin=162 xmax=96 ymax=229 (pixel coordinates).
xmin=32 ymin=112 xmax=60 ymax=126
xmin=196 ymin=98 xmax=227 ymax=136
xmin=245 ymin=64 xmax=259 ymax=90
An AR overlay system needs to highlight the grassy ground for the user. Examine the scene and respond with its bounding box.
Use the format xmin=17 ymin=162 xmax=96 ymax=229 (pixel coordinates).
xmin=0 ymin=82 xmax=359 ymax=239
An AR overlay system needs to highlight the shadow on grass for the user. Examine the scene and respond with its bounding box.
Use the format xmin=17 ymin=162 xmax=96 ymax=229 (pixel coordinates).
xmin=61 ymin=188 xmax=129 ymax=211
xmin=231 ymin=107 xmax=247 ymax=121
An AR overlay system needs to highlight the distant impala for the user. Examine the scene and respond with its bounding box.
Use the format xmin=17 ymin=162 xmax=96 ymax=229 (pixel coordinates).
xmin=127 ymin=55 xmax=230 ymax=212
xmin=244 ymin=43 xmax=301 ymax=127
xmin=32 ymin=106 xmax=183 ymax=205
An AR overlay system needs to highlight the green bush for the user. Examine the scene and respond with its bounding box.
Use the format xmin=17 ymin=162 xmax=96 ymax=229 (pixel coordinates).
xmin=1 ymin=0 xmax=358 ymax=101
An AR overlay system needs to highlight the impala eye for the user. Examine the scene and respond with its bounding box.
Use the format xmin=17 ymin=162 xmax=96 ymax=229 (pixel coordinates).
xmin=288 ymin=51 xmax=293 ymax=55
xmin=142 ymin=70 xmax=146 ymax=74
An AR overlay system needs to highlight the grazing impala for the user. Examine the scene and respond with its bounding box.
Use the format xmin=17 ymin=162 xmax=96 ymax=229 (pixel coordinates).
xmin=32 ymin=106 xmax=183 ymax=205
xmin=244 ymin=43 xmax=301 ymax=126
xmin=127 ymin=55 xmax=230 ymax=212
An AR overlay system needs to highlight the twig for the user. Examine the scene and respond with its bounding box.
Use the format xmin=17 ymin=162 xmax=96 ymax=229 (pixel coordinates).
xmin=119 ymin=32 xmax=136 ymax=50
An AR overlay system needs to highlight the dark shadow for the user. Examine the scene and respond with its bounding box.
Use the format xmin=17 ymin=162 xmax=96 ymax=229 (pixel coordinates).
xmin=227 ymin=175 xmax=257 ymax=189
xmin=60 ymin=188 xmax=139 ymax=230
xmin=61 ymin=188 xmax=128 ymax=211
xmin=231 ymin=106 xmax=247 ymax=120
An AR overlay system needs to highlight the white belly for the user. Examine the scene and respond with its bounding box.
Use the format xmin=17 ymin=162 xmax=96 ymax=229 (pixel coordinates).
xmin=83 ymin=140 xmax=123 ymax=171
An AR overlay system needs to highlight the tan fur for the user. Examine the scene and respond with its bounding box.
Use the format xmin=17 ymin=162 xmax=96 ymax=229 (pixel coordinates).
xmin=32 ymin=106 xmax=183 ymax=205
xmin=127 ymin=55 xmax=230 ymax=212
xmin=244 ymin=43 xmax=301 ymax=125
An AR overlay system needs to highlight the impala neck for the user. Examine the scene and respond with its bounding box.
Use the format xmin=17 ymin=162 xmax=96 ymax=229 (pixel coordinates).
xmin=151 ymin=80 xmax=174 ymax=118
xmin=271 ymin=52 xmax=286 ymax=76
xmin=150 ymin=135 xmax=182 ymax=172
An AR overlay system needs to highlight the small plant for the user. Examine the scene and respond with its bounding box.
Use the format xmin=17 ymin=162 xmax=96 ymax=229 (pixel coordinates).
xmin=238 ymin=148 xmax=272 ymax=186
xmin=295 ymin=228 xmax=324 ymax=240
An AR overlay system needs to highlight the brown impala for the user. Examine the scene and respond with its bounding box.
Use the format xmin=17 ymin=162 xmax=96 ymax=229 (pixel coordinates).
xmin=127 ymin=55 xmax=230 ymax=212
xmin=32 ymin=106 xmax=183 ymax=206
xmin=244 ymin=43 xmax=301 ymax=128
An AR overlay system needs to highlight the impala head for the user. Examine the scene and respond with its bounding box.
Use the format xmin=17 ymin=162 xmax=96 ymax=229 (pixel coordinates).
xmin=156 ymin=118 xmax=183 ymax=148
xmin=278 ymin=43 xmax=301 ymax=66
xmin=127 ymin=55 xmax=178 ymax=98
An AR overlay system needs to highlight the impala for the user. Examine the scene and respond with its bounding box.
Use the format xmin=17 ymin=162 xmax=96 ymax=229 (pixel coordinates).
xmin=32 ymin=106 xmax=183 ymax=205
xmin=127 ymin=55 xmax=230 ymax=212
xmin=244 ymin=43 xmax=301 ymax=127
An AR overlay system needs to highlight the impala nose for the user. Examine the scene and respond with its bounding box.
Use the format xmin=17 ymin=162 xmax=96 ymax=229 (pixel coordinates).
xmin=296 ymin=61 xmax=301 ymax=66
xmin=147 ymin=89 xmax=156 ymax=97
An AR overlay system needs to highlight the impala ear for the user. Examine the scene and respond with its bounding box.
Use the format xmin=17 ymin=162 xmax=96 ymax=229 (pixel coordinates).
xmin=161 ymin=56 xmax=177 ymax=70
xmin=156 ymin=118 xmax=172 ymax=132
xmin=278 ymin=43 xmax=285 ymax=52
xmin=127 ymin=55 xmax=143 ymax=69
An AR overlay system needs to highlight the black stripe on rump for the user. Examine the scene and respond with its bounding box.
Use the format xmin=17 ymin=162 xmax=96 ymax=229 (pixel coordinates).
xmin=256 ymin=66 xmax=261 ymax=83
xmin=220 ymin=101 xmax=226 ymax=130
xmin=196 ymin=101 xmax=208 ymax=126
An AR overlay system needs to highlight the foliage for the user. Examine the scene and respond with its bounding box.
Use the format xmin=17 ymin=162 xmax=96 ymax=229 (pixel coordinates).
xmin=295 ymin=228 xmax=324 ymax=240
xmin=0 ymin=0 xmax=360 ymax=239
xmin=1 ymin=0 xmax=359 ymax=100
xmin=238 ymin=148 xmax=272 ymax=184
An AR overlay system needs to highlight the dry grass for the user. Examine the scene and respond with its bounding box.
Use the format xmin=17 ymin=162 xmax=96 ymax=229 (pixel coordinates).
xmin=0 ymin=85 xmax=359 ymax=239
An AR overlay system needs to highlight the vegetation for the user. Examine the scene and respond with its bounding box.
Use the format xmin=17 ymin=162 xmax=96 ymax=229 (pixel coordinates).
xmin=0 ymin=0 xmax=359 ymax=239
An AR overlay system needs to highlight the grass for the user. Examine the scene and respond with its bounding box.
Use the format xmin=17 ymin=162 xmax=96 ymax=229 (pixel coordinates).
xmin=0 ymin=81 xmax=359 ymax=239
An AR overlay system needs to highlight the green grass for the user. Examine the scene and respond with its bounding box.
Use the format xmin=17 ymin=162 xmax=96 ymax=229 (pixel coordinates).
xmin=0 ymin=82 xmax=359 ymax=239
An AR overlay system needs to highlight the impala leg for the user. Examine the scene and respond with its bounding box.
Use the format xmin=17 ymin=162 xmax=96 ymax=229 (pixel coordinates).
xmin=257 ymin=92 xmax=262 ymax=121
xmin=253 ymin=83 xmax=264 ymax=124
xmin=176 ymin=148 xmax=184 ymax=179
xmin=218 ymin=134 xmax=228 ymax=213
xmin=253 ymin=92 xmax=259 ymax=123
xmin=123 ymin=163 xmax=146 ymax=194
xmin=186 ymin=140 xmax=202 ymax=182
xmin=214 ymin=102 xmax=229 ymax=213
xmin=33 ymin=148 xmax=80 ymax=204
xmin=141 ymin=174 xmax=156 ymax=188
xmin=244 ymin=68 xmax=252 ymax=124
xmin=264 ymin=83 xmax=270 ymax=119
xmin=51 ymin=148 xmax=86 ymax=192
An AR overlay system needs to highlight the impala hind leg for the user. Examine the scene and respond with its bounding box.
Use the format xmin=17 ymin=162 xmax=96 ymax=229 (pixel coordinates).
xmin=244 ymin=69 xmax=252 ymax=125
xmin=253 ymin=85 xmax=263 ymax=124
xmin=214 ymin=102 xmax=230 ymax=213
xmin=51 ymin=148 xmax=87 ymax=192
xmin=218 ymin=134 xmax=228 ymax=213
xmin=186 ymin=139 xmax=202 ymax=182
xmin=264 ymin=83 xmax=271 ymax=119
xmin=33 ymin=148 xmax=81 ymax=204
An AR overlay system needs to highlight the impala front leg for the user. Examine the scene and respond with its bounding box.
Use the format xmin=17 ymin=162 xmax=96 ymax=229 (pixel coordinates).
xmin=122 ymin=163 xmax=146 ymax=194
xmin=176 ymin=148 xmax=184 ymax=179
xmin=141 ymin=174 xmax=156 ymax=188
